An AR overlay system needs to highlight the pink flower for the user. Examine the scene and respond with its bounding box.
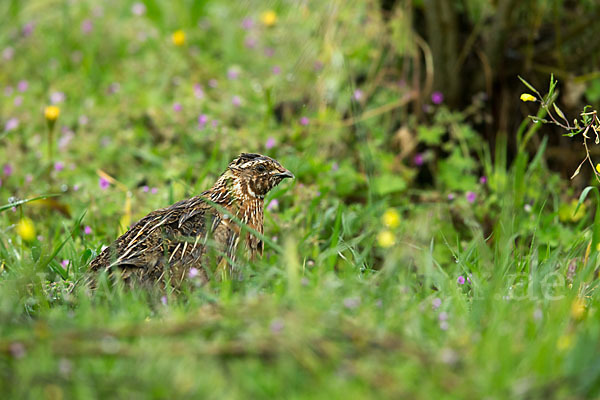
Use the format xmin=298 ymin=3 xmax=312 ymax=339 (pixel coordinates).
xmin=227 ymin=67 xmax=240 ymax=80
xmin=353 ymin=89 xmax=363 ymax=101
xmin=331 ymin=162 xmax=339 ymax=172
xmin=198 ymin=114 xmax=208 ymax=129
xmin=3 ymin=164 xmax=13 ymax=176
xmin=413 ymin=153 xmax=424 ymax=166
xmin=466 ymin=191 xmax=476 ymax=203
xmin=231 ymin=95 xmax=241 ymax=107
xmin=84 ymin=226 xmax=92 ymax=235
xmin=26 ymin=174 xmax=33 ymax=183
xmin=151 ymin=187 xmax=158 ymax=194
xmin=188 ymin=267 xmax=199 ymax=278
xmin=54 ymin=161 xmax=64 ymax=172
xmin=2 ymin=47 xmax=14 ymax=61
xmin=61 ymin=259 xmax=69 ymax=269
xmin=479 ymin=176 xmax=487 ymax=184
xmin=78 ymin=115 xmax=89 ymax=126
xmin=50 ymin=91 xmax=65 ymax=104
xmin=211 ymin=120 xmax=219 ymax=128
xmin=439 ymin=311 xmax=448 ymax=321
xmin=300 ymin=116 xmax=309 ymax=126
xmin=244 ymin=36 xmax=257 ymax=49
xmin=81 ymin=19 xmax=93 ymax=34
xmin=160 ymin=296 xmax=168 ymax=305
xmin=22 ymin=22 xmax=35 ymax=37
xmin=73 ymin=184 xmax=80 ymax=191
xmin=131 ymin=2 xmax=146 ymax=16
xmin=264 ymin=47 xmax=274 ymax=57
xmin=4 ymin=118 xmax=19 ymax=132
xmin=265 ymin=137 xmax=276 ymax=149
xmin=241 ymin=18 xmax=254 ymax=30
xmin=142 ymin=185 xmax=149 ymax=193
xmin=457 ymin=275 xmax=465 ymax=285
xmin=99 ymin=177 xmax=110 ymax=190
xmin=272 ymin=65 xmax=281 ymax=75
xmin=208 ymin=79 xmax=218 ymax=88
xmin=266 ymin=199 xmax=279 ymax=211
xmin=17 ymin=80 xmax=28 ymax=92
xmin=193 ymin=84 xmax=205 ymax=99
xmin=447 ymin=193 xmax=455 ymax=201
xmin=343 ymin=296 xmax=361 ymax=309
xmin=431 ymin=91 xmax=444 ymax=105
xmin=13 ymin=96 xmax=23 ymax=106
xmin=172 ymin=102 xmax=182 ymax=112
xmin=432 ymin=298 xmax=442 ymax=309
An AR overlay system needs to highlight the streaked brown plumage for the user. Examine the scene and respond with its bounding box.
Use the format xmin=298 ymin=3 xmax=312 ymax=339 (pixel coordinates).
xmin=88 ymin=153 xmax=294 ymax=287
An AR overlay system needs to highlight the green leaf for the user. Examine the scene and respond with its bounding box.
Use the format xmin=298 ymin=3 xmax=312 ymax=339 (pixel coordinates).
xmin=371 ymin=174 xmax=407 ymax=196
xmin=552 ymin=103 xmax=568 ymax=124
xmin=518 ymin=76 xmax=542 ymax=98
xmin=417 ymin=125 xmax=445 ymax=145
xmin=0 ymin=194 xmax=60 ymax=213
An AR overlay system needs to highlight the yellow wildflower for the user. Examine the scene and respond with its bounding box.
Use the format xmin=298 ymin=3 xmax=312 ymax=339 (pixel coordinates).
xmin=260 ymin=10 xmax=277 ymax=27
xmin=382 ymin=209 xmax=400 ymax=228
xmin=520 ymin=93 xmax=537 ymax=102
xmin=571 ymin=298 xmax=585 ymax=320
xmin=556 ymin=334 xmax=573 ymax=351
xmin=16 ymin=218 xmax=36 ymax=241
xmin=596 ymin=163 xmax=600 ymax=174
xmin=377 ymin=230 xmax=395 ymax=248
xmin=44 ymin=106 xmax=60 ymax=121
xmin=172 ymin=30 xmax=186 ymax=46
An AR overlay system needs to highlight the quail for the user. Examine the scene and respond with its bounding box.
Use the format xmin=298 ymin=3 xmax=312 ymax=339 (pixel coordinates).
xmin=88 ymin=153 xmax=294 ymax=287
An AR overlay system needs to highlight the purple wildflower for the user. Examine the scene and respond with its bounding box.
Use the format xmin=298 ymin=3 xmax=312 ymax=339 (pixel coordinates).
xmin=272 ymin=65 xmax=281 ymax=75
xmin=431 ymin=91 xmax=444 ymax=104
xmin=160 ymin=296 xmax=168 ymax=305
xmin=331 ymin=162 xmax=339 ymax=172
xmin=439 ymin=311 xmax=448 ymax=321
xmin=2 ymin=47 xmax=14 ymax=61
xmin=457 ymin=275 xmax=465 ymax=285
xmin=300 ymin=116 xmax=309 ymax=126
xmin=188 ymin=267 xmax=199 ymax=278
xmin=194 ymin=84 xmax=205 ymax=99
xmin=17 ymin=80 xmax=28 ymax=92
xmin=14 ymin=96 xmax=23 ymax=106
xmin=22 ymin=22 xmax=35 ymax=37
xmin=81 ymin=19 xmax=93 ymax=34
xmin=244 ymin=36 xmax=257 ymax=49
xmin=343 ymin=296 xmax=361 ymax=310
xmin=50 ymin=91 xmax=65 ymax=104
xmin=270 ymin=319 xmax=284 ymax=334
xmin=413 ymin=153 xmax=424 ymax=166
xmin=4 ymin=118 xmax=19 ymax=132
xmin=9 ymin=342 xmax=26 ymax=359
xmin=73 ymin=184 xmax=80 ymax=191
xmin=61 ymin=260 xmax=69 ymax=269
xmin=353 ymin=89 xmax=363 ymax=101
xmin=54 ymin=161 xmax=64 ymax=172
xmin=447 ymin=193 xmax=455 ymax=201
xmin=99 ymin=177 xmax=110 ymax=190
xmin=231 ymin=95 xmax=241 ymax=107
xmin=172 ymin=102 xmax=182 ymax=112
xmin=227 ymin=67 xmax=240 ymax=80
xmin=26 ymin=174 xmax=33 ymax=183
xmin=198 ymin=114 xmax=208 ymax=129
xmin=466 ymin=191 xmax=476 ymax=203
xmin=151 ymin=187 xmax=158 ymax=194
xmin=84 ymin=226 xmax=92 ymax=235
xmin=432 ymin=298 xmax=442 ymax=309
xmin=266 ymin=199 xmax=279 ymax=211
xmin=479 ymin=176 xmax=487 ymax=184
xmin=265 ymin=137 xmax=276 ymax=149
xmin=241 ymin=17 xmax=254 ymax=30
xmin=142 ymin=185 xmax=149 ymax=193
xmin=3 ymin=164 xmax=13 ymax=176
xmin=131 ymin=2 xmax=146 ymax=16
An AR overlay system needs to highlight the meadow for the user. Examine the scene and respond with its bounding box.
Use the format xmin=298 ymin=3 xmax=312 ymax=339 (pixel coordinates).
xmin=1 ymin=1 xmax=599 ymax=398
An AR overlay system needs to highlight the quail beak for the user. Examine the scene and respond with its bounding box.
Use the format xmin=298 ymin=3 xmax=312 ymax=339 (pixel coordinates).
xmin=275 ymin=170 xmax=295 ymax=179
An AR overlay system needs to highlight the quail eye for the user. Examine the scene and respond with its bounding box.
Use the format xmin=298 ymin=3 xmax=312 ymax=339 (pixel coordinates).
xmin=256 ymin=164 xmax=267 ymax=173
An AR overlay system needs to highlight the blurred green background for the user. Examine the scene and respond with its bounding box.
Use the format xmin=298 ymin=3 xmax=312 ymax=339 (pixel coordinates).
xmin=1 ymin=1 xmax=600 ymax=398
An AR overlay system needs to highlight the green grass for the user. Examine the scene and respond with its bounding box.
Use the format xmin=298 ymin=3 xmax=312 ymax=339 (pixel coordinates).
xmin=1 ymin=1 xmax=599 ymax=399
